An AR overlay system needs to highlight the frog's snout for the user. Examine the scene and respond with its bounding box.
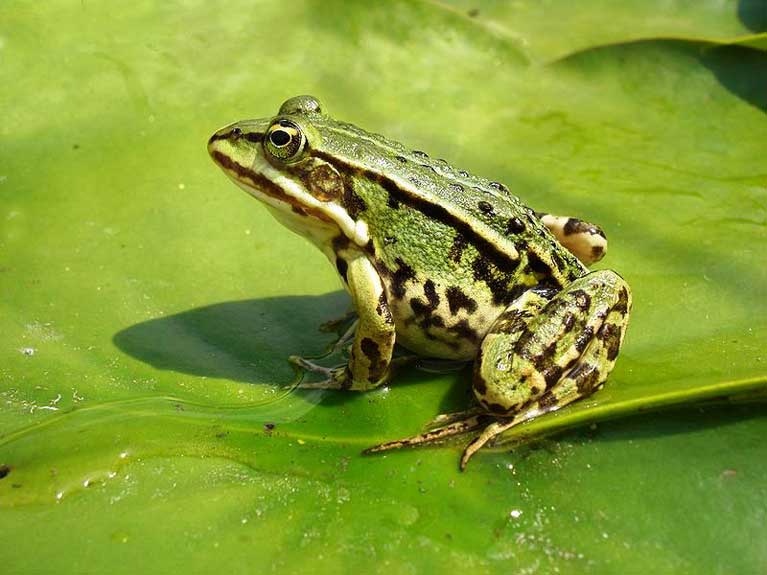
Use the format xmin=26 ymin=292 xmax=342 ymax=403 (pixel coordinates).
xmin=207 ymin=126 xmax=237 ymax=157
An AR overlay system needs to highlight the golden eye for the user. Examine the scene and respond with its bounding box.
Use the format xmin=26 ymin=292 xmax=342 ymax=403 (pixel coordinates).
xmin=264 ymin=120 xmax=305 ymax=162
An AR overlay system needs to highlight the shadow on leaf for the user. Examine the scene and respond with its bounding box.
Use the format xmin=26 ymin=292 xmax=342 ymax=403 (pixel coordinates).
xmin=113 ymin=292 xmax=350 ymax=385
xmin=702 ymin=44 xmax=767 ymax=113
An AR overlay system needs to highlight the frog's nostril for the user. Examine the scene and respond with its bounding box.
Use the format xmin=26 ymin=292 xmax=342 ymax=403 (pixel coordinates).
xmin=231 ymin=127 xmax=243 ymax=139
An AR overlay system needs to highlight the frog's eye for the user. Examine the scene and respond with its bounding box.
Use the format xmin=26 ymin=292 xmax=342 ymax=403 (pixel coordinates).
xmin=264 ymin=120 xmax=306 ymax=162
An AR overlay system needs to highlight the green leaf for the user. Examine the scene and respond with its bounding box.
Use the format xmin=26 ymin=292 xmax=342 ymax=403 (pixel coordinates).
xmin=1 ymin=1 xmax=766 ymax=573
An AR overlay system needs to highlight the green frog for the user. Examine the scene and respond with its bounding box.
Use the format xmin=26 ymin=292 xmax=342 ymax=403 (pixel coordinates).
xmin=208 ymin=95 xmax=632 ymax=468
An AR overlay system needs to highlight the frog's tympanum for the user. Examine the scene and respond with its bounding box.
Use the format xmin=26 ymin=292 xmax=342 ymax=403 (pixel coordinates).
xmin=208 ymin=96 xmax=632 ymax=468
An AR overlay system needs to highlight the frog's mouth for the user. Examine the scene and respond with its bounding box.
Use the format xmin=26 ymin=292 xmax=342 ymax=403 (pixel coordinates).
xmin=208 ymin=129 xmax=371 ymax=247
xmin=208 ymin=147 xmax=322 ymax=220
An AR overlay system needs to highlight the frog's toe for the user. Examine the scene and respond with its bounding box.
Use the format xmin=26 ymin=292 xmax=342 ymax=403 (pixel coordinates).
xmin=363 ymin=415 xmax=486 ymax=455
xmin=427 ymin=407 xmax=484 ymax=428
xmin=289 ymin=356 xmax=350 ymax=389
xmin=459 ymin=417 xmax=521 ymax=470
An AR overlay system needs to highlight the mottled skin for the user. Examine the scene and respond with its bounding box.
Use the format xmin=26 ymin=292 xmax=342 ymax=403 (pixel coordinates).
xmin=208 ymin=95 xmax=632 ymax=468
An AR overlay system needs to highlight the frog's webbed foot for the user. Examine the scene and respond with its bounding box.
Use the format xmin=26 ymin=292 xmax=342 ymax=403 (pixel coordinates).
xmin=363 ymin=414 xmax=489 ymax=455
xmin=289 ymin=355 xmax=350 ymax=389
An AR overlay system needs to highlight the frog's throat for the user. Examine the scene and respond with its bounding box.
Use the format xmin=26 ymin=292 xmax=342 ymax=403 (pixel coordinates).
xmin=212 ymin=150 xmax=369 ymax=247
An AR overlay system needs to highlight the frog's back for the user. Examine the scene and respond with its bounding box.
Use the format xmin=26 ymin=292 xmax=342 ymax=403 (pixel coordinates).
xmin=310 ymin=116 xmax=585 ymax=285
xmin=306 ymin=116 xmax=586 ymax=359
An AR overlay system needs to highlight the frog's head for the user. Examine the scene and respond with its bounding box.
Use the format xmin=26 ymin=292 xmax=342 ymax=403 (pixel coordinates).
xmin=207 ymin=95 xmax=367 ymax=246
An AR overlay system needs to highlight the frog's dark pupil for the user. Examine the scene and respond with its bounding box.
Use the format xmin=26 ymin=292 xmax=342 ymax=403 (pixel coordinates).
xmin=270 ymin=130 xmax=291 ymax=147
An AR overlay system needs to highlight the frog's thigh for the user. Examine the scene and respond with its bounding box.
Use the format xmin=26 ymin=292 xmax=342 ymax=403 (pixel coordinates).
xmin=474 ymin=270 xmax=631 ymax=415
xmin=537 ymin=212 xmax=608 ymax=265
xmin=344 ymin=255 xmax=396 ymax=390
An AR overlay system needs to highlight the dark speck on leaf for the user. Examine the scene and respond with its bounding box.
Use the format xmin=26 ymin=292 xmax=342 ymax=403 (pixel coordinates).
xmin=0 ymin=465 xmax=11 ymax=479
xmin=264 ymin=422 xmax=276 ymax=431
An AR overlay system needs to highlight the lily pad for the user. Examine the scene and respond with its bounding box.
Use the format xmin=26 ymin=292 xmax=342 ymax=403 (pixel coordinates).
xmin=1 ymin=1 xmax=766 ymax=573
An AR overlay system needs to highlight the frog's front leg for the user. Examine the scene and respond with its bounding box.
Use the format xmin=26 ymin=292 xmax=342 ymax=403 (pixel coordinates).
xmin=537 ymin=212 xmax=608 ymax=265
xmin=463 ymin=269 xmax=632 ymax=466
xmin=293 ymin=255 xmax=396 ymax=390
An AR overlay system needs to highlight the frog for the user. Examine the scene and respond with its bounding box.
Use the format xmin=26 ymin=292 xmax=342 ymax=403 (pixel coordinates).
xmin=207 ymin=95 xmax=632 ymax=469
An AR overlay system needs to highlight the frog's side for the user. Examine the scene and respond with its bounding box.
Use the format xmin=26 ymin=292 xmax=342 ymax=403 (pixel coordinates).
xmin=208 ymin=95 xmax=632 ymax=468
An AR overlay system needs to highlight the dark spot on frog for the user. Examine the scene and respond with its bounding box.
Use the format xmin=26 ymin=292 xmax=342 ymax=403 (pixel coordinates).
xmin=536 ymin=340 xmax=558 ymax=367
xmin=421 ymin=163 xmax=438 ymax=174
xmin=489 ymin=181 xmax=509 ymax=193
xmin=382 ymin=257 xmax=416 ymax=299
xmin=564 ymin=218 xmax=585 ymax=235
xmin=537 ymin=393 xmax=559 ymax=410
xmin=458 ymin=170 xmax=469 ymax=177
xmin=336 ymin=257 xmax=348 ymax=283
xmin=263 ymin=422 xmax=276 ymax=432
xmin=376 ymin=293 xmax=394 ymax=325
xmin=471 ymin=256 xmax=522 ymax=305
xmin=447 ymin=319 xmax=479 ymax=343
xmin=445 ymin=286 xmax=478 ymax=315
xmin=614 ymin=286 xmax=630 ymax=315
xmin=574 ymin=325 xmax=594 ymax=353
xmin=504 ymin=217 xmax=525 ymax=235
xmin=387 ymin=194 xmax=400 ymax=209
xmin=477 ymin=200 xmax=494 ymax=216
xmin=526 ymin=250 xmax=550 ymax=274
xmin=384 ymin=236 xmax=397 ymax=246
xmin=569 ymin=363 xmax=600 ymax=394
xmin=423 ymin=280 xmax=440 ymax=309
xmin=480 ymin=400 xmax=510 ymax=415
xmin=342 ymin=181 xmax=367 ymax=218
xmin=564 ymin=218 xmax=606 ymax=239
xmin=542 ymin=364 xmax=564 ymax=389
xmin=494 ymin=309 xmax=528 ymax=334
xmin=550 ymin=250 xmax=566 ymax=272
xmin=409 ymin=298 xmax=444 ymax=329
xmin=449 ymin=183 xmax=464 ymax=193
xmin=0 ymin=465 xmax=11 ymax=479
xmin=449 ymin=233 xmax=467 ymax=263
xmin=598 ymin=322 xmax=622 ymax=361
xmin=360 ymin=337 xmax=385 ymax=379
xmin=571 ymin=290 xmax=592 ymax=311
xmin=412 ymin=150 xmax=429 ymax=159
xmin=395 ymin=155 xmax=408 ymax=164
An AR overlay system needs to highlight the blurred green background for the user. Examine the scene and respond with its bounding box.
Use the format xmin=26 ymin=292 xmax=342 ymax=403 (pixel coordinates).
xmin=1 ymin=1 xmax=766 ymax=573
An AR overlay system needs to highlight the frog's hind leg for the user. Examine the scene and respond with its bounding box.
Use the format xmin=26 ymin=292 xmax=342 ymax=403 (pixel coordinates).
xmin=537 ymin=212 xmax=608 ymax=265
xmin=465 ymin=270 xmax=632 ymax=468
